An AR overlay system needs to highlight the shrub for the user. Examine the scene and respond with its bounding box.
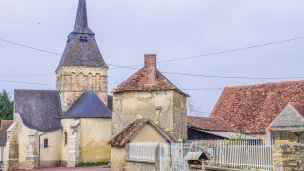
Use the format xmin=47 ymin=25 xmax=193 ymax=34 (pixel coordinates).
xmin=75 ymin=161 xmax=108 ymax=167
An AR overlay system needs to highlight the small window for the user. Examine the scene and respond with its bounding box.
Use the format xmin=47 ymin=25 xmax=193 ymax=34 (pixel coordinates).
xmin=44 ymin=139 xmax=49 ymax=148
xmin=64 ymin=132 xmax=68 ymax=145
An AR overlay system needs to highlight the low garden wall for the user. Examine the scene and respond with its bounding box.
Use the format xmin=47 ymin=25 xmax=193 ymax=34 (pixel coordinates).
xmin=274 ymin=141 xmax=304 ymax=171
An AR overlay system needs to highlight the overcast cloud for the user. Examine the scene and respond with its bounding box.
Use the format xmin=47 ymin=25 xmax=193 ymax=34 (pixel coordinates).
xmin=0 ymin=0 xmax=304 ymax=116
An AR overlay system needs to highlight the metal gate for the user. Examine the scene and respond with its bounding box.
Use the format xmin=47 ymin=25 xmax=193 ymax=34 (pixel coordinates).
xmin=159 ymin=143 xmax=190 ymax=171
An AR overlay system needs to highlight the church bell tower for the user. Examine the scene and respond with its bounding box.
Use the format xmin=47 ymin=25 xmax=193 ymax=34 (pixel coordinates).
xmin=56 ymin=0 xmax=108 ymax=110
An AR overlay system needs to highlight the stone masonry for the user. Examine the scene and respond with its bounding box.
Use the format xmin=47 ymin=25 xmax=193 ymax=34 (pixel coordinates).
xmin=56 ymin=66 xmax=108 ymax=110
xmin=26 ymin=134 xmax=38 ymax=170
xmin=68 ymin=123 xmax=81 ymax=167
xmin=274 ymin=141 xmax=304 ymax=171
xmin=5 ymin=123 xmax=19 ymax=171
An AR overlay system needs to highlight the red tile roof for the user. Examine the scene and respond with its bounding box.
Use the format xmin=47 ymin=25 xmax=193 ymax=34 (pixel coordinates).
xmin=187 ymin=116 xmax=233 ymax=132
xmin=109 ymin=119 xmax=176 ymax=146
xmin=0 ymin=120 xmax=13 ymax=146
xmin=112 ymin=54 xmax=189 ymax=97
xmin=210 ymin=80 xmax=304 ymax=133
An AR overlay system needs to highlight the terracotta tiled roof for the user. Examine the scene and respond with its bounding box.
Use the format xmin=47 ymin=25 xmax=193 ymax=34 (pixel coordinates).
xmin=210 ymin=80 xmax=304 ymax=133
xmin=289 ymin=102 xmax=304 ymax=117
xmin=112 ymin=54 xmax=189 ymax=97
xmin=109 ymin=118 xmax=177 ymax=146
xmin=0 ymin=120 xmax=13 ymax=146
xmin=187 ymin=116 xmax=233 ymax=132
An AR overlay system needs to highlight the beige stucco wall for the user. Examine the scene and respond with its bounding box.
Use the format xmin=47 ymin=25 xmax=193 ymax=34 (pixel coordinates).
xmin=111 ymin=147 xmax=126 ymax=171
xmin=40 ymin=130 xmax=62 ymax=168
xmin=112 ymin=90 xmax=187 ymax=141
xmin=56 ymin=66 xmax=108 ymax=110
xmin=18 ymin=117 xmax=62 ymax=169
xmin=80 ymin=118 xmax=111 ymax=162
xmin=61 ymin=118 xmax=111 ymax=164
xmin=130 ymin=124 xmax=167 ymax=143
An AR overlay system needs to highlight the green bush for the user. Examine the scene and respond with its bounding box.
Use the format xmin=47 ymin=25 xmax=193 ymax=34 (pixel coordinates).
xmin=75 ymin=161 xmax=108 ymax=167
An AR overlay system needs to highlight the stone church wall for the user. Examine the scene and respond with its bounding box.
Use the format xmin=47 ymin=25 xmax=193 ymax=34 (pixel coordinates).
xmin=56 ymin=66 xmax=108 ymax=110
xmin=112 ymin=90 xmax=187 ymax=141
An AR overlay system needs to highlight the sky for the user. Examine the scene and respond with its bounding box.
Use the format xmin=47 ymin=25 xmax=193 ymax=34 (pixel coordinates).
xmin=0 ymin=0 xmax=304 ymax=117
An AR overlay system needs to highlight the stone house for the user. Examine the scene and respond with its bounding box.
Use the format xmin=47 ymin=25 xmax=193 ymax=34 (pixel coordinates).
xmin=0 ymin=120 xmax=13 ymax=163
xmin=110 ymin=54 xmax=189 ymax=170
xmin=210 ymin=80 xmax=304 ymax=142
xmin=5 ymin=0 xmax=112 ymax=170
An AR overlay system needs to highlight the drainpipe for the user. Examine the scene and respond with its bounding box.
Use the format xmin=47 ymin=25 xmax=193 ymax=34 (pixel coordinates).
xmin=38 ymin=132 xmax=47 ymax=168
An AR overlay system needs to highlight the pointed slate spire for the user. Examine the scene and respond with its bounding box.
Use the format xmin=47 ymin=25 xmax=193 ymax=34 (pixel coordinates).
xmin=56 ymin=0 xmax=108 ymax=70
xmin=74 ymin=0 xmax=93 ymax=34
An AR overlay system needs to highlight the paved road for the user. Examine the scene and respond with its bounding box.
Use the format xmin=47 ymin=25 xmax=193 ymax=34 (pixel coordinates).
xmin=15 ymin=166 xmax=110 ymax=171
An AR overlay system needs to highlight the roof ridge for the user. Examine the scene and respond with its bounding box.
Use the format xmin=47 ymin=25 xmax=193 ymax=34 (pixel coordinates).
xmin=225 ymin=80 xmax=304 ymax=89
xmin=14 ymin=89 xmax=58 ymax=92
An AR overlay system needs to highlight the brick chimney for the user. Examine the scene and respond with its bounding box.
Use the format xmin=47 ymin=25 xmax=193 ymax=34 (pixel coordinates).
xmin=144 ymin=54 xmax=157 ymax=85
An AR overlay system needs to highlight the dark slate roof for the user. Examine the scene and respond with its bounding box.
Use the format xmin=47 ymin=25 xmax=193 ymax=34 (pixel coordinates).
xmin=56 ymin=0 xmax=108 ymax=70
xmin=14 ymin=90 xmax=62 ymax=132
xmin=211 ymin=80 xmax=304 ymax=133
xmin=74 ymin=0 xmax=93 ymax=34
xmin=0 ymin=120 xmax=13 ymax=146
xmin=109 ymin=118 xmax=177 ymax=146
xmin=65 ymin=91 xmax=112 ymax=118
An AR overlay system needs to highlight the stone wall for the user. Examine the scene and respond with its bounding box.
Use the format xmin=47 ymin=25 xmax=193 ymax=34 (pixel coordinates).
xmin=125 ymin=161 xmax=156 ymax=171
xmin=68 ymin=122 xmax=81 ymax=167
xmin=112 ymin=90 xmax=187 ymax=141
xmin=111 ymin=146 xmax=127 ymax=171
xmin=56 ymin=66 xmax=108 ymax=110
xmin=5 ymin=123 xmax=19 ymax=171
xmin=274 ymin=141 xmax=304 ymax=171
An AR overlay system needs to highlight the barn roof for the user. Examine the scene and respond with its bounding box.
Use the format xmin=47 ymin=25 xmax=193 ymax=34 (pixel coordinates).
xmin=112 ymin=54 xmax=188 ymax=97
xmin=210 ymin=80 xmax=304 ymax=133
xmin=64 ymin=91 xmax=112 ymax=118
xmin=109 ymin=118 xmax=177 ymax=146
xmin=14 ymin=90 xmax=62 ymax=132
xmin=187 ymin=116 xmax=233 ymax=132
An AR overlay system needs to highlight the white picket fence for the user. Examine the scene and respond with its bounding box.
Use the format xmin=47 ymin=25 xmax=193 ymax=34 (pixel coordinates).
xmin=128 ymin=143 xmax=159 ymax=162
xmin=193 ymin=140 xmax=274 ymax=170
xmin=129 ymin=140 xmax=274 ymax=171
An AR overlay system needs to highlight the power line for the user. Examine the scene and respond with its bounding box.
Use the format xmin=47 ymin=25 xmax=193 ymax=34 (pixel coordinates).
xmin=0 ymin=38 xmax=62 ymax=56
xmin=108 ymin=64 xmax=304 ymax=80
xmin=2 ymin=37 xmax=304 ymax=80
xmin=0 ymin=74 xmax=54 ymax=78
xmin=0 ymin=80 xmax=52 ymax=86
xmin=157 ymin=36 xmax=304 ymax=64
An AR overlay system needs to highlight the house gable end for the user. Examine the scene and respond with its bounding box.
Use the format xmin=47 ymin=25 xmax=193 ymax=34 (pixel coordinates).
xmin=268 ymin=104 xmax=304 ymax=131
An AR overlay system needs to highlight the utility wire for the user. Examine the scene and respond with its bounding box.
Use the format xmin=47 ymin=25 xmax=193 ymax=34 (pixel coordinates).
xmin=0 ymin=74 xmax=54 ymax=78
xmin=157 ymin=36 xmax=304 ymax=64
xmin=0 ymin=80 xmax=52 ymax=86
xmin=1 ymin=37 xmax=304 ymax=80
xmin=0 ymin=38 xmax=62 ymax=56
